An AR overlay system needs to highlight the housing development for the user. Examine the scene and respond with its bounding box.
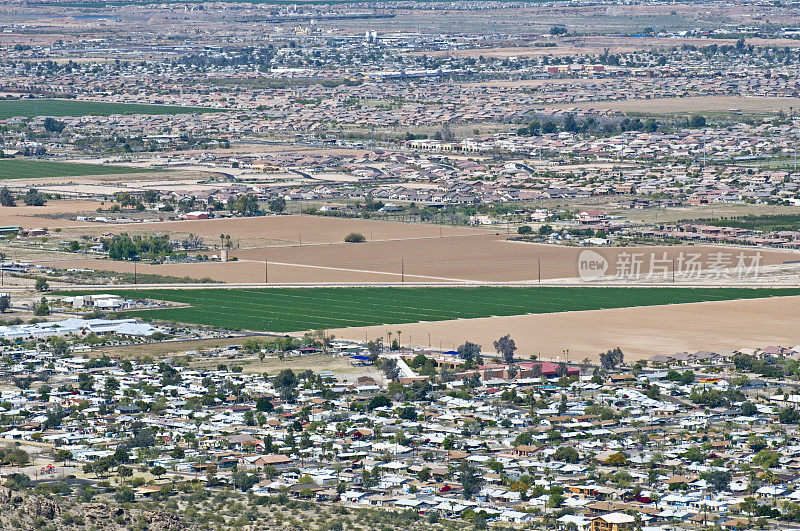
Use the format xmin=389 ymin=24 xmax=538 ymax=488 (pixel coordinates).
xmin=2 ymin=0 xmax=800 ymax=530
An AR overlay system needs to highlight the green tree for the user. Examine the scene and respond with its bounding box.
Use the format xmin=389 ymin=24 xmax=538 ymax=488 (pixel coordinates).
xmin=0 ymin=188 xmax=15 ymax=207
xmin=34 ymin=297 xmax=50 ymax=316
xmin=417 ymin=467 xmax=431 ymax=482
xmin=105 ymin=376 xmax=120 ymax=393
xmin=548 ymin=491 xmax=565 ymax=508
xmin=553 ymin=446 xmax=580 ymax=463
xmin=256 ymin=397 xmax=274 ymax=412
xmin=779 ymin=407 xmax=800 ymax=424
xmin=493 ymin=334 xmax=517 ymax=365
xmin=54 ymin=449 xmax=72 ymax=463
xmin=748 ymin=435 xmax=767 ymax=452
xmin=457 ymin=341 xmax=482 ymax=367
xmin=688 ymin=114 xmax=707 ymax=128
xmin=683 ymin=446 xmax=706 ymax=463
xmin=752 ymin=449 xmax=780 ymax=468
xmin=458 ymin=462 xmax=484 ymax=498
xmin=741 ymin=402 xmax=758 ymax=416
xmin=115 ymin=487 xmax=134 ymax=502
xmin=268 ymin=197 xmax=286 ymax=213
xmin=118 ymin=465 xmax=133 ymax=483
xmin=706 ymin=470 xmax=732 ymax=492
xmin=77 ymin=373 xmax=94 ymax=392
xmin=23 ymin=188 xmax=46 ymax=206
xmin=43 ymin=117 xmax=66 ymax=133
xmin=344 ymin=232 xmax=366 ymax=243
xmin=49 ymin=336 xmax=70 ymax=356
xmin=273 ymin=369 xmax=298 ymax=402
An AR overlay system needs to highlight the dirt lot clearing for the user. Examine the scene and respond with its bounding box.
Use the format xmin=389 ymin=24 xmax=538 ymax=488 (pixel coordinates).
xmin=42 ymin=236 xmax=799 ymax=284
xmin=551 ymin=96 xmax=800 ymax=115
xmin=328 ymin=295 xmax=800 ymax=363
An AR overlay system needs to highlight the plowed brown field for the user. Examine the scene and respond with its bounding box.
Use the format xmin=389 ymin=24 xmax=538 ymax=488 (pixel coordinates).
xmin=42 ymin=234 xmax=799 ymax=284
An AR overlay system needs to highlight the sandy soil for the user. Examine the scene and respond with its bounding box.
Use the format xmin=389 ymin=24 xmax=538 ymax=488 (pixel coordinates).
xmin=94 ymin=214 xmax=487 ymax=246
xmin=38 ymin=256 xmax=434 ymax=284
xmin=88 ymin=336 xmax=260 ymax=359
xmin=551 ymin=96 xmax=800 ymax=114
xmin=40 ymin=236 xmax=799 ymax=284
xmin=409 ymin=36 xmax=800 ymax=58
xmin=328 ymin=295 xmax=800 ymax=362
xmin=464 ymin=78 xmax=617 ymax=89
xmin=619 ymin=203 xmax=800 ymax=224
xmin=0 ymin=200 xmax=105 ymax=229
xmin=230 ymin=236 xmax=797 ymax=283
xmin=234 ymin=353 xmax=384 ymax=383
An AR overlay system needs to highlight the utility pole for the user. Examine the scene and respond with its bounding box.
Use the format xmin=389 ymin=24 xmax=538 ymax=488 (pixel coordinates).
xmin=265 ymin=260 xmax=268 ymax=284
xmin=703 ymin=135 xmax=706 ymax=168
xmin=401 ymin=258 xmax=404 ymax=283
xmin=538 ymin=258 xmax=541 ymax=283
xmin=134 ymin=262 xmax=137 ymax=286
xmin=792 ymin=107 xmax=797 ymax=171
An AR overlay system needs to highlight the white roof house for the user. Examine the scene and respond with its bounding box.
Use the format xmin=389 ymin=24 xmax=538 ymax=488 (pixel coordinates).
xmin=0 ymin=318 xmax=161 ymax=341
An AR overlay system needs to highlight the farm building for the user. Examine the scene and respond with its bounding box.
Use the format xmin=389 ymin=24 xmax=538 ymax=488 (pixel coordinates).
xmin=0 ymin=318 xmax=162 ymax=340
xmin=65 ymin=294 xmax=129 ymax=310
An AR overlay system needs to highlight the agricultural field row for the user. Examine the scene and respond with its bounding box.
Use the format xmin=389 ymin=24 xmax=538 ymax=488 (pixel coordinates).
xmin=81 ymin=286 xmax=800 ymax=332
xmin=0 ymin=159 xmax=155 ymax=179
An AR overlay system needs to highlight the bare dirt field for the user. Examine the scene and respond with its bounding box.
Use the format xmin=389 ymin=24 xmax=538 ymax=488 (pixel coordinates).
xmin=465 ymin=79 xmax=617 ymax=89
xmin=228 ymin=354 xmax=384 ymax=384
xmin=88 ymin=336 xmax=264 ymax=360
xmin=41 ymin=235 xmax=800 ymax=284
xmin=91 ymin=342 xmax=382 ymax=383
xmin=41 ymin=256 xmax=423 ymax=284
xmin=0 ymin=200 xmax=105 ymax=229
xmin=552 ymin=96 xmax=800 ymax=115
xmin=231 ymin=236 xmax=797 ymax=283
xmin=328 ymin=295 xmax=800 ymax=362
xmin=62 ymin=215 xmax=489 ymax=249
xmin=618 ymin=203 xmax=800 ymax=224
xmin=409 ymin=35 xmax=800 ymax=58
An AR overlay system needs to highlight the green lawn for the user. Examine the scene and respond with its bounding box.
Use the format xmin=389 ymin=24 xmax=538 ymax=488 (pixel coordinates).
xmin=0 ymin=99 xmax=220 ymax=120
xmin=0 ymin=159 xmax=154 ymax=179
xmin=78 ymin=286 xmax=800 ymax=332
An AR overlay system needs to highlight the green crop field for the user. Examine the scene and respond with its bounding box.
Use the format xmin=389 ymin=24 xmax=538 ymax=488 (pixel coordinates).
xmin=80 ymin=286 xmax=800 ymax=333
xmin=0 ymin=159 xmax=154 ymax=179
xmin=0 ymin=99 xmax=220 ymax=120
